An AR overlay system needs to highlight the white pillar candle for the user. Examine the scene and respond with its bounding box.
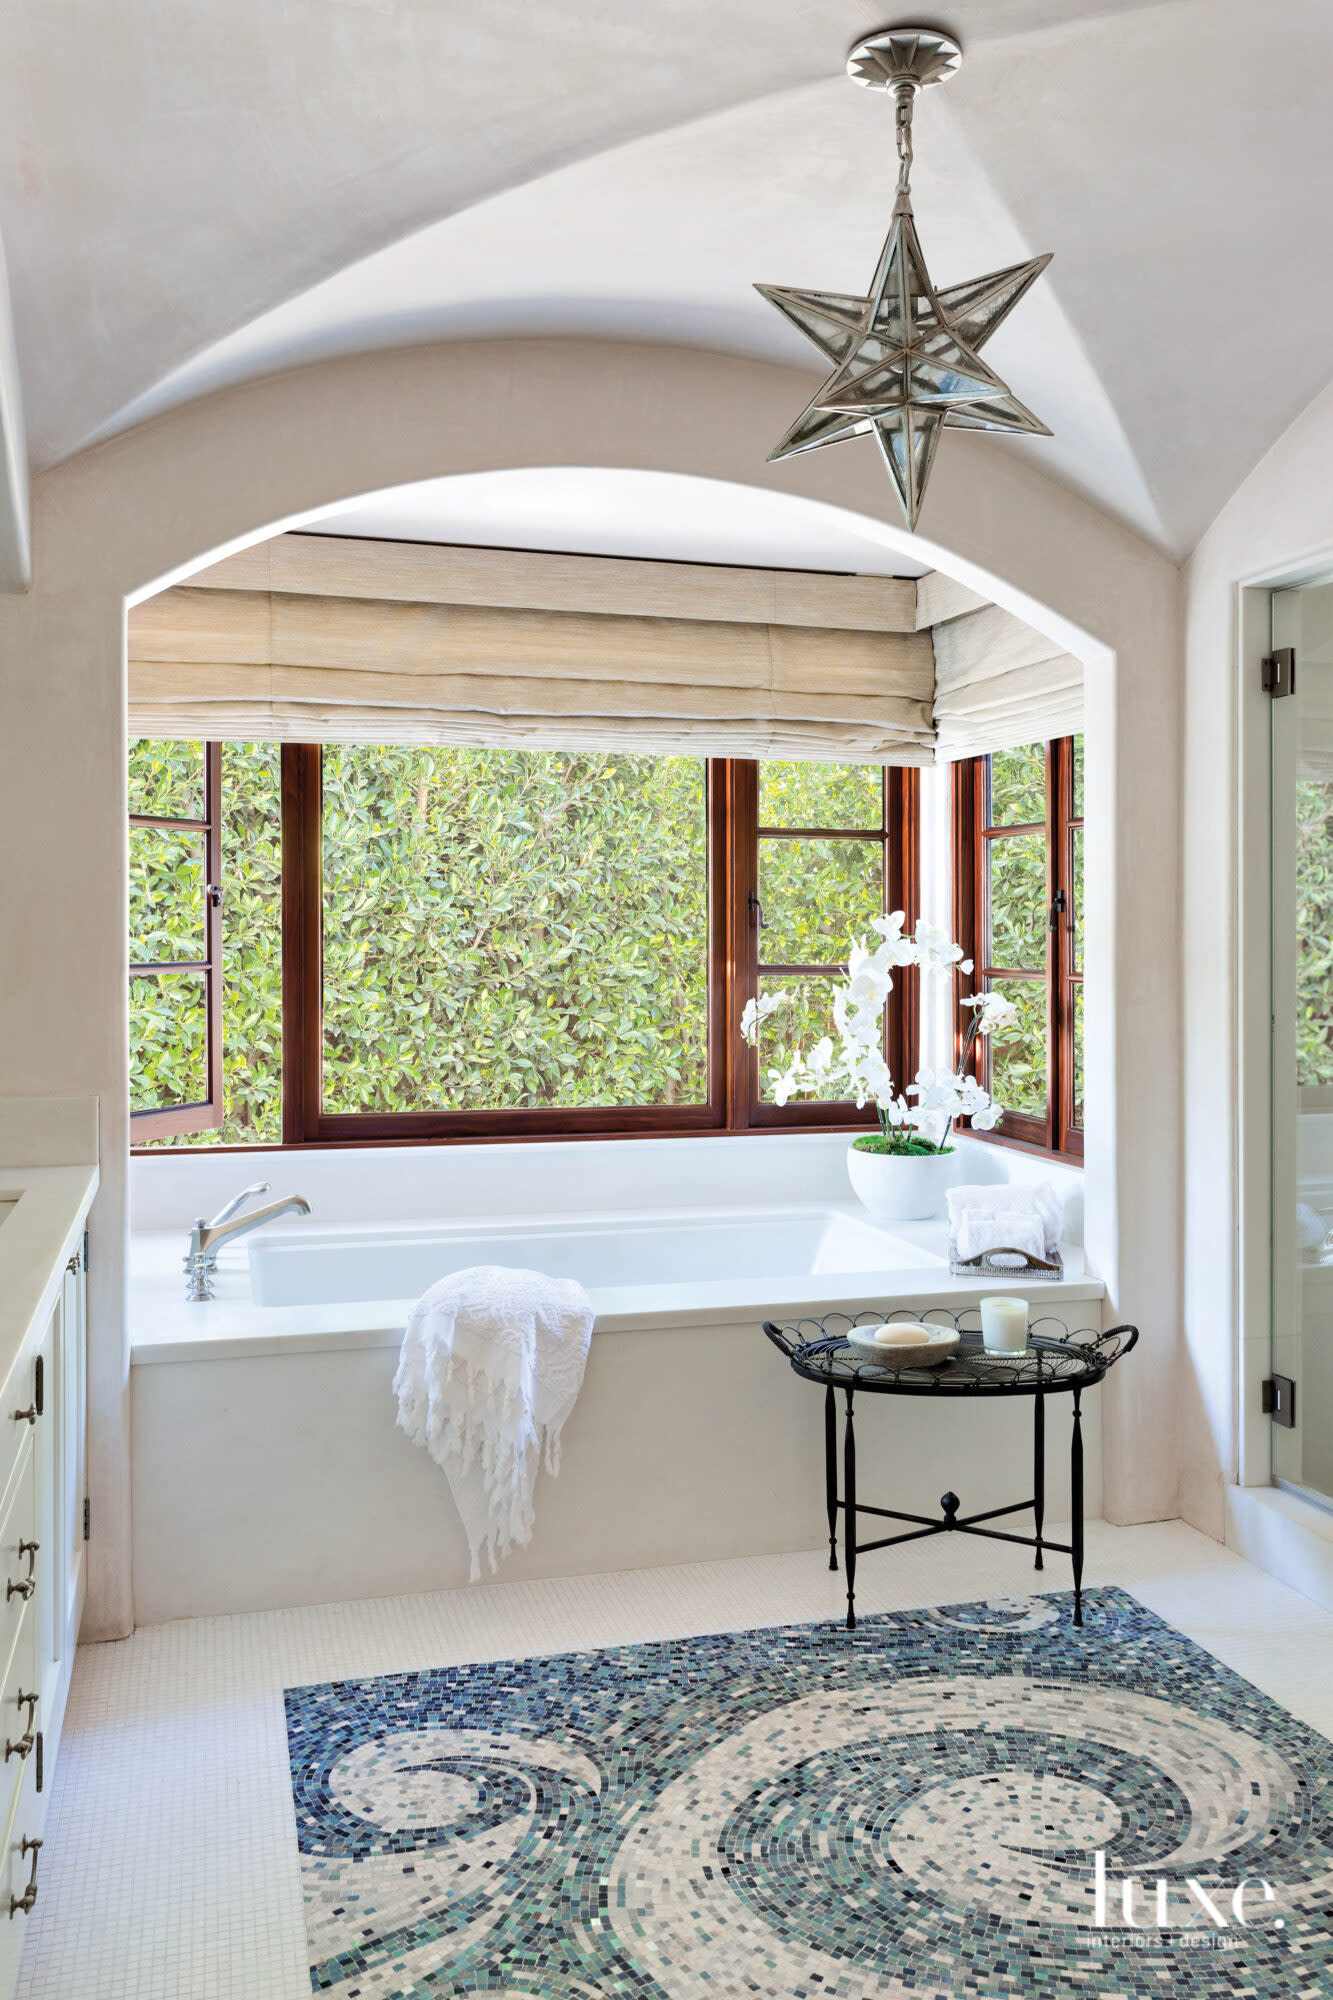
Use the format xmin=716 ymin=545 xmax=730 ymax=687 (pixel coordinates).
xmin=980 ymin=1295 xmax=1028 ymax=1353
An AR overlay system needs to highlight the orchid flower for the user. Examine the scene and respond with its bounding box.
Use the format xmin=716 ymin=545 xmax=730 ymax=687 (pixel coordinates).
xmin=740 ymin=990 xmax=788 ymax=1046
xmin=738 ymin=914 xmax=1015 ymax=1150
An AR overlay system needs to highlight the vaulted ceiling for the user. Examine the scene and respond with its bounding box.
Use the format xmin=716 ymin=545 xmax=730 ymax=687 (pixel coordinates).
xmin=3 ymin=0 xmax=1331 ymax=556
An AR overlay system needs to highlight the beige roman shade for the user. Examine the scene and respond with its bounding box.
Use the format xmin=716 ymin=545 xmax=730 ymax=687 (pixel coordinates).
xmin=128 ymin=535 xmax=937 ymax=764
xmin=920 ymin=573 xmax=1084 ymax=761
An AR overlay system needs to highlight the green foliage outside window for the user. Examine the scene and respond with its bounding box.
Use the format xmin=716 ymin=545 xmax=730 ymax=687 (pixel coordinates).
xmin=759 ymin=762 xmax=883 ymax=829
xmin=1296 ymin=778 xmax=1333 ymax=1086
xmin=989 ymin=742 xmax=1047 ymax=825
xmin=321 ymin=747 xmax=709 ymax=1112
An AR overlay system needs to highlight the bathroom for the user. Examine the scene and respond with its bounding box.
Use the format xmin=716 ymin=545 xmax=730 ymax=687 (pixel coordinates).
xmin=2 ymin=5 xmax=1333 ymax=1996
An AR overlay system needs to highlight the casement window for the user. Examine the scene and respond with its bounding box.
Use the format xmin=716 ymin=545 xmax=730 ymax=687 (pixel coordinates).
xmin=952 ymin=736 xmax=1083 ymax=1157
xmin=129 ymin=742 xmax=918 ymax=1149
xmin=129 ymin=743 xmax=224 ymax=1140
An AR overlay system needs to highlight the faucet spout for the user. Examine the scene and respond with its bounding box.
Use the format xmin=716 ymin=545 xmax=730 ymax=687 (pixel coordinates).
xmin=185 ymin=1194 xmax=311 ymax=1301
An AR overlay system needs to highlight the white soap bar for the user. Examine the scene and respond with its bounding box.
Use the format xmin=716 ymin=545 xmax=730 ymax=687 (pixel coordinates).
xmin=874 ymin=1321 xmax=937 ymax=1346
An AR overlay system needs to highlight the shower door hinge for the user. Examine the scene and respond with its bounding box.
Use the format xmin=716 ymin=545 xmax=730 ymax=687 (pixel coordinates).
xmin=1261 ymin=648 xmax=1296 ymax=697
xmin=82 ymin=1498 xmax=90 ymax=1542
xmin=1261 ymin=1374 xmax=1296 ymax=1427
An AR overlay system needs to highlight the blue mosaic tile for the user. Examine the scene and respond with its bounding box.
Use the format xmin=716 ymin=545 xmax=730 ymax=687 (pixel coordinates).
xmin=284 ymin=1587 xmax=1333 ymax=1998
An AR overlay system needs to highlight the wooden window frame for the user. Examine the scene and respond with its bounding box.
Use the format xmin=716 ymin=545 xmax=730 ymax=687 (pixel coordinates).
xmin=952 ymin=737 xmax=1083 ymax=1160
xmin=727 ymin=761 xmax=918 ymax=1131
xmin=129 ymin=741 xmax=224 ymax=1141
xmin=134 ymin=745 xmax=920 ymax=1150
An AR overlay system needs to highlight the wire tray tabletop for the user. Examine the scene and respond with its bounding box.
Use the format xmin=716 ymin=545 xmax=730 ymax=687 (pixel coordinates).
xmin=762 ymin=1308 xmax=1138 ymax=1397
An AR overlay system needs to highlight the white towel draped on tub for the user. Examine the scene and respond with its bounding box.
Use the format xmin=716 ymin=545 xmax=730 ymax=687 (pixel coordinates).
xmin=393 ymin=1264 xmax=594 ymax=1581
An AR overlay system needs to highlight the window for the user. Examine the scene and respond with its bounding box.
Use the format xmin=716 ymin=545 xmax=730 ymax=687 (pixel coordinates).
xmin=130 ymin=743 xmax=918 ymax=1147
xmin=129 ymin=743 xmax=222 ymax=1140
xmin=953 ymin=736 xmax=1083 ymax=1156
xmin=130 ymin=741 xmax=282 ymax=1146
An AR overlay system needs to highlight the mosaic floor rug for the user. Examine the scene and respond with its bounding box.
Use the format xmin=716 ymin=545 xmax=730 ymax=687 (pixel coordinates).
xmin=285 ymin=1586 xmax=1333 ymax=1999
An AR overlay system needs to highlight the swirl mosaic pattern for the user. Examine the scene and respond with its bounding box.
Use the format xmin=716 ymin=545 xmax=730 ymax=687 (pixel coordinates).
xmin=286 ymin=1588 xmax=1333 ymax=1998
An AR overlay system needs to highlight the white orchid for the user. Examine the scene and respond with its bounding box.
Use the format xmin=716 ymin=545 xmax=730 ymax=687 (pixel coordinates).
xmin=870 ymin=909 xmax=918 ymax=966
xmin=964 ymin=990 xmax=1019 ymax=1037
xmin=768 ymin=1066 xmax=796 ymax=1107
xmin=740 ymin=990 xmax=788 ymax=1046
xmin=911 ymin=918 xmax=973 ymax=980
xmin=738 ymin=916 xmax=1015 ymax=1151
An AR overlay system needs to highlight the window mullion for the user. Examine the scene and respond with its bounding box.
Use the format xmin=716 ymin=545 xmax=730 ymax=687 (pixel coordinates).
xmin=281 ymin=743 xmax=324 ymax=1145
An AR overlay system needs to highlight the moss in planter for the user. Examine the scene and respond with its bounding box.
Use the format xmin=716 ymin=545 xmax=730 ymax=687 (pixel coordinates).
xmin=851 ymin=1135 xmax=955 ymax=1159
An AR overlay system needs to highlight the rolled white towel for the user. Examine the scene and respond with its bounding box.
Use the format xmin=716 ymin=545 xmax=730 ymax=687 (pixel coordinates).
xmin=948 ymin=1181 xmax=1062 ymax=1253
xmin=956 ymin=1212 xmax=1046 ymax=1263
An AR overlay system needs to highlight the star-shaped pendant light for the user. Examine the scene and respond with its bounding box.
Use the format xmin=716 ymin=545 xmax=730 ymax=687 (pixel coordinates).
xmin=756 ymin=24 xmax=1052 ymax=529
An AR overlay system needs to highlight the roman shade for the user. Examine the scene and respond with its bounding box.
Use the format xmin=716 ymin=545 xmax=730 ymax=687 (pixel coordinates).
xmin=920 ymin=573 xmax=1084 ymax=761
xmin=128 ymin=535 xmax=937 ymax=764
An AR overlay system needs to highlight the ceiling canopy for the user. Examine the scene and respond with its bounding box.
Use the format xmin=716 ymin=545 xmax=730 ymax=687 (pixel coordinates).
xmin=3 ymin=0 xmax=1331 ymax=555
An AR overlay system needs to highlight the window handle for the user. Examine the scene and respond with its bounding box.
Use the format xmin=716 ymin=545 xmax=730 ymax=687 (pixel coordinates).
xmin=206 ymin=883 xmax=223 ymax=909
xmin=1048 ymin=888 xmax=1067 ymax=931
xmin=748 ymin=891 xmax=766 ymax=929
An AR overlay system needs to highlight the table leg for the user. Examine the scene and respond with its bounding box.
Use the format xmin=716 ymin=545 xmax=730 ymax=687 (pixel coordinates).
xmin=843 ymin=1386 xmax=857 ymax=1632
xmin=1071 ymin=1386 xmax=1085 ymax=1626
xmin=824 ymin=1382 xmax=838 ymax=1573
xmin=1033 ymin=1390 xmax=1045 ymax=1573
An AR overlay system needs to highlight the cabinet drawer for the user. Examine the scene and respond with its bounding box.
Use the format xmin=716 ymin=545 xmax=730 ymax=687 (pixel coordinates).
xmin=0 ymin=1451 xmax=36 ymax=1698
xmin=0 ymin=1350 xmax=42 ymax=1532
xmin=0 ymin=1610 xmax=37 ymax=1847
xmin=0 ymin=1731 xmax=43 ymax=1995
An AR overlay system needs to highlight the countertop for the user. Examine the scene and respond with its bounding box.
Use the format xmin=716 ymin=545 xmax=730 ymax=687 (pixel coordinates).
xmin=0 ymin=1163 xmax=99 ymax=1388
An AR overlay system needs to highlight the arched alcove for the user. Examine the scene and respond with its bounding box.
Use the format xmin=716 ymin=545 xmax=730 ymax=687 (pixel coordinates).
xmin=0 ymin=336 xmax=1181 ymax=1637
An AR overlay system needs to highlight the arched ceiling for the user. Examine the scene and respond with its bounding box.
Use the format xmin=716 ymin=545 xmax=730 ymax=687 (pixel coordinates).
xmin=3 ymin=0 xmax=1332 ymax=557
xmin=307 ymin=467 xmax=933 ymax=576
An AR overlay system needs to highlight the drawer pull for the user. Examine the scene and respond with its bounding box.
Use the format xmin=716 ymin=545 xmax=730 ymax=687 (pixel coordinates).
xmin=8 ymin=1837 xmax=39 ymax=1918
xmin=3 ymin=1735 xmax=31 ymax=1764
xmin=13 ymin=1693 xmax=35 ymax=1733
xmin=16 ymin=1543 xmax=36 ymax=1581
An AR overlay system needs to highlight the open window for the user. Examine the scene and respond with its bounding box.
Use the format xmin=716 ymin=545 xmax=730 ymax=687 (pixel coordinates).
xmin=953 ymin=736 xmax=1083 ymax=1157
xmin=129 ymin=740 xmax=284 ymax=1146
xmin=129 ymin=741 xmax=223 ymax=1140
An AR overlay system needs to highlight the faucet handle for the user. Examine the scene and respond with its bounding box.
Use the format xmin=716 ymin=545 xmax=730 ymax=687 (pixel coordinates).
xmin=206 ymin=1181 xmax=272 ymax=1230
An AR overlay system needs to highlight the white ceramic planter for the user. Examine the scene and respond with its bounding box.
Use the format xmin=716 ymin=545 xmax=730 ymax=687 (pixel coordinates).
xmin=846 ymin=1142 xmax=958 ymax=1223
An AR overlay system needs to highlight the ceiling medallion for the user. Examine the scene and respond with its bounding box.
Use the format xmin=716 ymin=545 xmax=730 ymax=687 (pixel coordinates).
xmin=756 ymin=23 xmax=1052 ymax=530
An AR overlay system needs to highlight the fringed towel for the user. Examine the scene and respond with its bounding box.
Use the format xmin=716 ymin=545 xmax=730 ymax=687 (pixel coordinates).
xmin=393 ymin=1264 xmax=594 ymax=1581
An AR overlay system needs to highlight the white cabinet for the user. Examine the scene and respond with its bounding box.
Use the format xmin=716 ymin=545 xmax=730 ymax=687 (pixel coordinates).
xmin=0 ymin=1241 xmax=86 ymax=1982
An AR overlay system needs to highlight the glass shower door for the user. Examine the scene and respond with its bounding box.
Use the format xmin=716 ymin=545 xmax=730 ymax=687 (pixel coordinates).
xmin=1271 ymin=581 xmax=1333 ymax=1500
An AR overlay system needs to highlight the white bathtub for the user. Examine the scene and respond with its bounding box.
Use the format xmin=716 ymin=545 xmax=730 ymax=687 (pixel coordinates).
xmin=128 ymin=1139 xmax=1101 ymax=1623
xmin=245 ymin=1205 xmax=944 ymax=1309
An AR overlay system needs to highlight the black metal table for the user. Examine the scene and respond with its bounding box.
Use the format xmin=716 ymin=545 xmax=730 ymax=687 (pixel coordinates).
xmin=762 ymin=1310 xmax=1139 ymax=1629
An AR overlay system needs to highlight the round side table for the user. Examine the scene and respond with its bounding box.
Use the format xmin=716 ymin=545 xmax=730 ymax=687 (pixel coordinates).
xmin=762 ymin=1310 xmax=1139 ymax=1629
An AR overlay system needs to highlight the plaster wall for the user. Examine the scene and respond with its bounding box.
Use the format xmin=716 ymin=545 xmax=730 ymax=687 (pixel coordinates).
xmin=0 ymin=337 xmax=1182 ymax=1638
xmin=1183 ymin=373 xmax=1333 ymax=1539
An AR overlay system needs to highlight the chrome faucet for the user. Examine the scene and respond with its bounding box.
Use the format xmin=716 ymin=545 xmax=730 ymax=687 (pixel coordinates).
xmin=185 ymin=1185 xmax=311 ymax=1301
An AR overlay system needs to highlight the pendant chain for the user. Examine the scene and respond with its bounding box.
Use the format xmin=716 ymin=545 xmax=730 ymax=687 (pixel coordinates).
xmin=894 ymin=83 xmax=917 ymax=212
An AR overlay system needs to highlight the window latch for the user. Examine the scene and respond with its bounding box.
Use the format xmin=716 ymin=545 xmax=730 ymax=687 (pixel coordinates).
xmin=748 ymin=891 xmax=766 ymax=929
xmin=206 ymin=883 xmax=223 ymax=909
xmin=1048 ymin=887 xmax=1067 ymax=931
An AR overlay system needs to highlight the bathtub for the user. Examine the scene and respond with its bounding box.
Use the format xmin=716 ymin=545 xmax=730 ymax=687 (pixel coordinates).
xmin=128 ymin=1136 xmax=1102 ymax=1624
xmin=245 ymin=1204 xmax=944 ymax=1310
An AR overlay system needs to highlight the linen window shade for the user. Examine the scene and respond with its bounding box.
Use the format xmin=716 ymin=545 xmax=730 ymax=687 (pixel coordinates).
xmin=922 ymin=575 xmax=1083 ymax=761
xmin=127 ymin=535 xmax=937 ymax=765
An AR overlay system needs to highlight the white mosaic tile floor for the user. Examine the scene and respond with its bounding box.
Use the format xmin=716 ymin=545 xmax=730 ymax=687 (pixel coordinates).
xmin=16 ymin=1521 xmax=1333 ymax=2000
